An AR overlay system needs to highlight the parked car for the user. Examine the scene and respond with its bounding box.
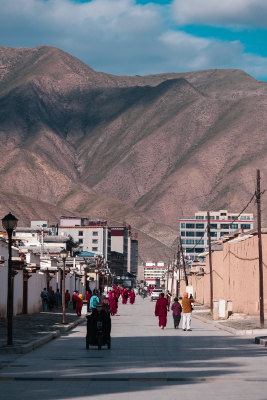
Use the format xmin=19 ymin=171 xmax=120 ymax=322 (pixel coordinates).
xmin=150 ymin=289 xmax=163 ymax=301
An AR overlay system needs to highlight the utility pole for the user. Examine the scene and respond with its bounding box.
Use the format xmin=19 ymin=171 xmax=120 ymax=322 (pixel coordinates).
xmin=207 ymin=211 xmax=214 ymax=313
xmin=176 ymin=241 xmax=181 ymax=297
xmin=256 ymin=169 xmax=264 ymax=328
xmin=179 ymin=236 xmax=188 ymax=286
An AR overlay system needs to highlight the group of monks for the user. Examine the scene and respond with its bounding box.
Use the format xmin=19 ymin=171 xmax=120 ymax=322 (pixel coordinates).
xmin=83 ymin=285 xmax=136 ymax=317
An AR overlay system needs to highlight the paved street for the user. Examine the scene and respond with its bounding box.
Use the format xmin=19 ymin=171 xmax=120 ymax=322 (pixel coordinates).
xmin=0 ymin=295 xmax=267 ymax=400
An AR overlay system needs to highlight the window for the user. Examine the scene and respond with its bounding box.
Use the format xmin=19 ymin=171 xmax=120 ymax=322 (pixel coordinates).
xmin=186 ymin=239 xmax=194 ymax=244
xmin=93 ymin=232 xmax=98 ymax=236
xmin=92 ymin=239 xmax=98 ymax=244
xmin=185 ymin=248 xmax=194 ymax=253
xmin=241 ymin=224 xmax=251 ymax=229
xmin=78 ymin=231 xmax=83 ymax=236
xmin=186 ymin=231 xmax=195 ymax=237
xmin=196 ymin=223 xmax=204 ymax=229
xmin=231 ymin=224 xmax=238 ymax=229
xmin=195 ymin=248 xmax=205 ymax=253
xmin=220 ymin=224 xmax=229 ymax=229
xmin=186 ymin=223 xmax=195 ymax=229
xmin=210 ymin=232 xmax=217 ymax=237
xmin=196 ymin=216 xmax=204 ymax=219
xmin=216 ymin=216 xmax=219 ymax=220
xmin=181 ymin=223 xmax=185 ymax=228
xmin=232 ymin=216 xmax=237 ymax=220
xmin=181 ymin=231 xmax=185 ymax=236
xmin=220 ymin=212 xmax=227 ymax=216
xmin=79 ymin=239 xmax=83 ymax=244
xmin=195 ymin=231 xmax=204 ymax=236
xmin=220 ymin=232 xmax=229 ymax=236
xmin=92 ymin=247 xmax=98 ymax=251
xmin=197 ymin=240 xmax=204 ymax=245
xmin=181 ymin=239 xmax=185 ymax=244
xmin=210 ymin=223 xmax=217 ymax=229
xmin=210 ymin=216 xmax=215 ymax=220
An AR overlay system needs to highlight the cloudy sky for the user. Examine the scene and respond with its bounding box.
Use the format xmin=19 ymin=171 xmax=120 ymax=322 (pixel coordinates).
xmin=1 ymin=0 xmax=267 ymax=80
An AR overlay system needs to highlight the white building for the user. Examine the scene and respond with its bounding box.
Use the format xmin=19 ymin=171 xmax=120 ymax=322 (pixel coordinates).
xmin=58 ymin=216 xmax=111 ymax=261
xmin=143 ymin=262 xmax=167 ymax=286
xmin=179 ymin=209 xmax=254 ymax=259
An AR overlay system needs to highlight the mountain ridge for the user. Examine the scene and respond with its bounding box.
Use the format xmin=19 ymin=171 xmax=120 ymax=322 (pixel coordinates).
xmin=0 ymin=45 xmax=266 ymax=261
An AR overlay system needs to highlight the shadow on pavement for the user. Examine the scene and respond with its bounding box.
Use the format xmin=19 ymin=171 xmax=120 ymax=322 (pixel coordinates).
xmin=1 ymin=332 xmax=267 ymax=399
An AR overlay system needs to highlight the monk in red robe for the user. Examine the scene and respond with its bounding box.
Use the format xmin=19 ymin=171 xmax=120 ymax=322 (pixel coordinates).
xmin=109 ymin=292 xmax=118 ymax=315
xmin=122 ymin=288 xmax=128 ymax=304
xmin=155 ymin=293 xmax=168 ymax=329
xmin=129 ymin=289 xmax=135 ymax=304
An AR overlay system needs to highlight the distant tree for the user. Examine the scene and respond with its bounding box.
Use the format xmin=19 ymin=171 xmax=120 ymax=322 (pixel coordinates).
xmin=66 ymin=235 xmax=79 ymax=256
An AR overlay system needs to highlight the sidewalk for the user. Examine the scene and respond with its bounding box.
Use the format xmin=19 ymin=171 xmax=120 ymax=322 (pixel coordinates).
xmin=0 ymin=308 xmax=85 ymax=354
xmin=193 ymin=306 xmax=267 ymax=339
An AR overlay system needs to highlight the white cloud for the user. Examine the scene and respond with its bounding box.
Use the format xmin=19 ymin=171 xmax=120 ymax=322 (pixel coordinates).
xmin=0 ymin=0 xmax=267 ymax=79
xmin=172 ymin=0 xmax=267 ymax=28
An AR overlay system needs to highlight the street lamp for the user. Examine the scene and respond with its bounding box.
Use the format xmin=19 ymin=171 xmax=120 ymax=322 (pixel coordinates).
xmin=59 ymin=248 xmax=68 ymax=324
xmin=2 ymin=212 xmax=18 ymax=345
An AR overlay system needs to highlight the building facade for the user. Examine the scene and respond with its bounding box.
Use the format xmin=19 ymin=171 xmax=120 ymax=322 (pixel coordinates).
xmin=179 ymin=209 xmax=253 ymax=259
xmin=143 ymin=262 xmax=167 ymax=286
xmin=58 ymin=216 xmax=111 ymax=262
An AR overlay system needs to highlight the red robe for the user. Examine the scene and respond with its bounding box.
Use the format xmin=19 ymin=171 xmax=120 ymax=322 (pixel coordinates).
xmin=129 ymin=291 xmax=135 ymax=304
xmin=122 ymin=289 xmax=128 ymax=304
xmin=110 ymin=295 xmax=118 ymax=315
xmin=155 ymin=297 xmax=168 ymax=327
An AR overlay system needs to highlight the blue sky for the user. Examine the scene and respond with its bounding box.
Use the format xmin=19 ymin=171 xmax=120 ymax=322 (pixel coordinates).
xmin=1 ymin=0 xmax=267 ymax=80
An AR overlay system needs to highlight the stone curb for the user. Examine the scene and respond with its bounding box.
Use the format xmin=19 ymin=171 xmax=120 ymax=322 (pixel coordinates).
xmin=255 ymin=336 xmax=267 ymax=347
xmin=0 ymin=316 xmax=86 ymax=354
xmin=193 ymin=313 xmax=267 ymax=337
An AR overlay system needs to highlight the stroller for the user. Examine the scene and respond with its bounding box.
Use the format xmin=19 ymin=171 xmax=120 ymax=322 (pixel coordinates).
xmin=86 ymin=305 xmax=111 ymax=350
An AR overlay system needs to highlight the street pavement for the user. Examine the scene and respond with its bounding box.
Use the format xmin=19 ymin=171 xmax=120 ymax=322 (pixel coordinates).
xmin=0 ymin=295 xmax=267 ymax=400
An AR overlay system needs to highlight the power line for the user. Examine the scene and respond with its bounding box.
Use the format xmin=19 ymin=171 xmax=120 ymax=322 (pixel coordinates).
xmin=228 ymin=192 xmax=256 ymax=229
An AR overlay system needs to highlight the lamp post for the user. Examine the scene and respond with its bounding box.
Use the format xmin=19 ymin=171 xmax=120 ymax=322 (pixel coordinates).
xmin=2 ymin=212 xmax=18 ymax=345
xmin=59 ymin=248 xmax=68 ymax=324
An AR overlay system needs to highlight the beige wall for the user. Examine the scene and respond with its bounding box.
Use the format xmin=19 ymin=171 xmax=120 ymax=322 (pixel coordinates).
xmin=182 ymin=233 xmax=267 ymax=315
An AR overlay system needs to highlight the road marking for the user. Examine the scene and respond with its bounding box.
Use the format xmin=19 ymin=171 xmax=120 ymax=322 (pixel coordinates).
xmin=0 ymin=377 xmax=266 ymax=383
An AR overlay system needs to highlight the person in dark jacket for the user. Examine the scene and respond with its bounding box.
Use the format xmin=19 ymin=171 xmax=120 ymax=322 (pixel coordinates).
xmin=171 ymin=297 xmax=182 ymax=329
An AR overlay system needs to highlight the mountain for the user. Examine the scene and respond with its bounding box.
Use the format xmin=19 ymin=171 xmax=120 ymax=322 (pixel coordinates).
xmin=0 ymin=45 xmax=267 ymax=261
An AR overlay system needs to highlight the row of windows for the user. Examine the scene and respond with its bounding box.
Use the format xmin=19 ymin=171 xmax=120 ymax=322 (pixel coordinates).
xmin=181 ymin=239 xmax=204 ymax=245
xmin=78 ymin=231 xmax=99 ymax=236
xmin=180 ymin=223 xmax=250 ymax=231
xmin=185 ymin=248 xmax=205 ymax=253
xmin=195 ymin=215 xmax=251 ymax=221
xmin=78 ymin=239 xmax=98 ymax=244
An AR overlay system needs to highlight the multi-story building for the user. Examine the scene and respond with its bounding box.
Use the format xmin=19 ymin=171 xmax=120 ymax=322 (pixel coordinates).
xmin=58 ymin=216 xmax=111 ymax=262
xmin=130 ymin=239 xmax=138 ymax=276
xmin=110 ymin=226 xmax=129 ymax=273
xmin=143 ymin=262 xmax=167 ymax=286
xmin=179 ymin=209 xmax=253 ymax=259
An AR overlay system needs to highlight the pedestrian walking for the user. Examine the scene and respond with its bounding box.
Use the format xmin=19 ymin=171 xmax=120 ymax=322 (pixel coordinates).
xmin=55 ymin=289 xmax=62 ymax=308
xmin=102 ymin=295 xmax=110 ymax=314
xmin=129 ymin=289 xmax=136 ymax=304
xmin=40 ymin=288 xmax=49 ymax=311
xmin=171 ymin=297 xmax=182 ymax=329
xmin=90 ymin=291 xmax=100 ymax=310
xmin=65 ymin=289 xmax=70 ymax=308
xmin=155 ymin=292 xmax=168 ymax=329
xmin=86 ymin=290 xmax=92 ymax=311
xmin=48 ymin=287 xmax=55 ymax=311
xmin=76 ymin=294 xmax=83 ymax=317
xmin=72 ymin=290 xmax=78 ymax=310
xmin=122 ymin=288 xmax=129 ymax=304
xmin=181 ymin=292 xmax=195 ymax=331
xmin=109 ymin=291 xmax=118 ymax=315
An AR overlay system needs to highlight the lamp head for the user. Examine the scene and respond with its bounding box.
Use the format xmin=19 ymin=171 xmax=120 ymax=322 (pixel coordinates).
xmin=59 ymin=248 xmax=68 ymax=260
xmin=2 ymin=212 xmax=18 ymax=232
